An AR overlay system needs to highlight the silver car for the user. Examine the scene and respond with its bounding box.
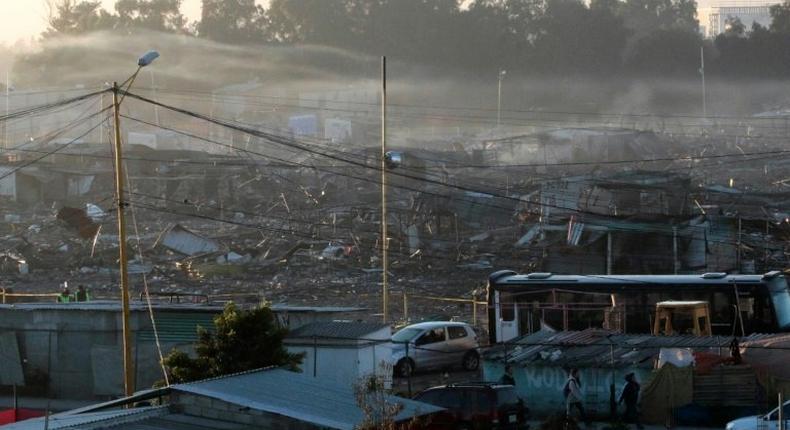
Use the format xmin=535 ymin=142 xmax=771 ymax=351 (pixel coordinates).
xmin=391 ymin=321 xmax=480 ymax=377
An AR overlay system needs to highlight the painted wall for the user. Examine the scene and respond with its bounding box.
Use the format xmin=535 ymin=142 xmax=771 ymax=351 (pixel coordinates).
xmin=287 ymin=327 xmax=394 ymax=389
xmin=483 ymin=360 xmax=652 ymax=418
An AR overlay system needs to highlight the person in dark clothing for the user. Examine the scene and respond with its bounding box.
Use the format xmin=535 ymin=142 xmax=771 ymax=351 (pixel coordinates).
xmin=75 ymin=285 xmax=89 ymax=302
xmin=500 ymin=364 xmax=516 ymax=385
xmin=619 ymin=373 xmax=643 ymax=429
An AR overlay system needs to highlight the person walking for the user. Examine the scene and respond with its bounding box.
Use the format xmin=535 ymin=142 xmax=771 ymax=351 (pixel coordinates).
xmin=500 ymin=364 xmax=516 ymax=385
xmin=619 ymin=372 xmax=643 ymax=429
xmin=75 ymin=285 xmax=90 ymax=302
xmin=565 ymin=368 xmax=590 ymax=427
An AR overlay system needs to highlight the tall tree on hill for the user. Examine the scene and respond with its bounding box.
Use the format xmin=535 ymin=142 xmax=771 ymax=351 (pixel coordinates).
xmin=198 ymin=0 xmax=266 ymax=44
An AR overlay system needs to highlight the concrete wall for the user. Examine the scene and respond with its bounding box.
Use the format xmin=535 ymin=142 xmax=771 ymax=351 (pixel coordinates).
xmin=483 ymin=361 xmax=652 ymax=418
xmin=290 ymin=344 xmax=360 ymax=387
xmin=287 ymin=339 xmax=393 ymax=389
xmin=173 ymin=391 xmax=319 ymax=430
xmin=286 ymin=326 xmax=394 ymax=389
xmin=0 ymin=305 xmax=209 ymax=400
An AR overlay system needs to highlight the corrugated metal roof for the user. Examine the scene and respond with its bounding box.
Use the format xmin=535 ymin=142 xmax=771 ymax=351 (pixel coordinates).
xmin=1 ymin=406 xmax=168 ymax=429
xmin=495 ymin=273 xmax=768 ymax=286
xmin=0 ymin=301 xmax=224 ymax=313
xmin=286 ymin=321 xmax=389 ymax=340
xmin=483 ymin=329 xmax=780 ymax=369
xmin=269 ymin=304 xmax=366 ymax=313
xmin=155 ymin=224 xmax=221 ymax=256
xmin=171 ymin=368 xmax=443 ymax=430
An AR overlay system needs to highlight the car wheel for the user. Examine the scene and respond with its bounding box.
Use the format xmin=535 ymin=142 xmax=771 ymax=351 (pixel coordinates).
xmin=396 ymin=358 xmax=414 ymax=377
xmin=462 ymin=351 xmax=479 ymax=371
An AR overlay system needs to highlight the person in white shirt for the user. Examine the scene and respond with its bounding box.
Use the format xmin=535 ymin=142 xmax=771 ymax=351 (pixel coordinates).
xmin=564 ymin=368 xmax=590 ymax=426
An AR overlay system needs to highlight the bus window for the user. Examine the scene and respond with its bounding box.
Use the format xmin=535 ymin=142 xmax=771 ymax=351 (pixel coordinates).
xmin=767 ymin=277 xmax=790 ymax=330
xmin=500 ymin=292 xmax=514 ymax=322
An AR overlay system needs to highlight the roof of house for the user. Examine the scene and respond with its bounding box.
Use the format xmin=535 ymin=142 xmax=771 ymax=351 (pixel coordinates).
xmin=483 ymin=329 xmax=780 ymax=369
xmin=286 ymin=321 xmax=389 ymax=340
xmin=1 ymin=405 xmax=170 ymax=429
xmin=170 ymin=368 xmax=442 ymax=430
xmin=3 ymin=368 xmax=442 ymax=430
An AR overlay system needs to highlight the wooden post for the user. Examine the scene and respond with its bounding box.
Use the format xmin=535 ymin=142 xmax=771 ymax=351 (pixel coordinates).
xmin=112 ymin=82 xmax=134 ymax=397
xmin=381 ymin=56 xmax=388 ymax=324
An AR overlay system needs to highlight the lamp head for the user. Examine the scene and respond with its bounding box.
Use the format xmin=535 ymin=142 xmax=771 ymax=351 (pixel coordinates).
xmin=138 ymin=50 xmax=160 ymax=67
xmin=384 ymin=151 xmax=403 ymax=169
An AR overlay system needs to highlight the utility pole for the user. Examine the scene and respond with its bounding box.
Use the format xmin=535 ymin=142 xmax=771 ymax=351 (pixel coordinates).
xmin=381 ymin=56 xmax=389 ymax=324
xmin=497 ymin=70 xmax=506 ymax=127
xmin=112 ymin=82 xmax=134 ymax=397
xmin=5 ymin=69 xmax=9 ymax=149
xmin=700 ymin=46 xmax=707 ymax=118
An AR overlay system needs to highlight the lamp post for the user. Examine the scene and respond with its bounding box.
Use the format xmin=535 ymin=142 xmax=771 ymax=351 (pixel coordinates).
xmin=699 ymin=46 xmax=707 ymax=118
xmin=497 ymin=70 xmax=506 ymax=127
xmin=113 ymin=50 xmax=159 ymax=397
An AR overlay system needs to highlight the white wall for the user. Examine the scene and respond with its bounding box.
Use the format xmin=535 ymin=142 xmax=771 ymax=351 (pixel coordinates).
xmin=290 ymin=344 xmax=359 ymax=388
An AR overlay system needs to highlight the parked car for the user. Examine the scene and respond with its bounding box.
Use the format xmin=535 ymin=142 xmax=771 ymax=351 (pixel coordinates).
xmin=413 ymin=382 xmax=529 ymax=429
xmin=727 ymin=401 xmax=790 ymax=430
xmin=392 ymin=321 xmax=480 ymax=377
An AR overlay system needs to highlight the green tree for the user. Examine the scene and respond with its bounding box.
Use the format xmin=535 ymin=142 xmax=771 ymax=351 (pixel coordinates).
xmin=624 ymin=28 xmax=702 ymax=76
xmin=723 ymin=15 xmax=746 ymax=37
xmin=44 ymin=0 xmax=117 ymax=37
xmin=162 ymin=303 xmax=302 ymax=384
xmin=617 ymin=0 xmax=698 ymax=36
xmin=198 ymin=0 xmax=266 ymax=44
xmin=530 ymin=0 xmax=630 ymax=75
xmin=770 ymin=1 xmax=790 ymax=33
xmin=115 ymin=0 xmax=188 ymax=33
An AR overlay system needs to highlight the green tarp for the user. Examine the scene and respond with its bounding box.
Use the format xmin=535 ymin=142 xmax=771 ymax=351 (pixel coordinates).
xmin=640 ymin=364 xmax=694 ymax=424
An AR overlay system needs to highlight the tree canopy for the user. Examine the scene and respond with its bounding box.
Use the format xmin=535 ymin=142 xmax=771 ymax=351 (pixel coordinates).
xmin=161 ymin=303 xmax=302 ymax=384
xmin=36 ymin=0 xmax=790 ymax=78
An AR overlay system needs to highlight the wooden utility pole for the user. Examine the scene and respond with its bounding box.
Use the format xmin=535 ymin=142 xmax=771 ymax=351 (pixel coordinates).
xmin=112 ymin=82 xmax=134 ymax=397
xmin=381 ymin=56 xmax=388 ymax=324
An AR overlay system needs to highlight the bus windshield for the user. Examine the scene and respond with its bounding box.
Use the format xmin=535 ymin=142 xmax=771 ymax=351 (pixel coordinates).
xmin=768 ymin=277 xmax=790 ymax=330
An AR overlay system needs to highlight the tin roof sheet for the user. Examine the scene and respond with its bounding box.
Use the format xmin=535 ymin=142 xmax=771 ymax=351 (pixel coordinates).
xmin=482 ymin=329 xmax=780 ymax=369
xmin=171 ymin=368 xmax=443 ymax=430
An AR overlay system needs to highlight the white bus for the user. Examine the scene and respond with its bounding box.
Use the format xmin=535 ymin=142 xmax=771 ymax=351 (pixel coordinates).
xmin=486 ymin=270 xmax=790 ymax=343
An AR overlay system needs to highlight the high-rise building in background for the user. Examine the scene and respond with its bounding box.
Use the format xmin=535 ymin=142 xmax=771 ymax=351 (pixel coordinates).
xmin=698 ymin=2 xmax=777 ymax=37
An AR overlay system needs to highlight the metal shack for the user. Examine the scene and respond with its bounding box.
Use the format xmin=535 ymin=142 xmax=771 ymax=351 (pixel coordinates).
xmin=481 ymin=329 xmax=773 ymax=422
xmin=284 ymin=321 xmax=393 ymax=389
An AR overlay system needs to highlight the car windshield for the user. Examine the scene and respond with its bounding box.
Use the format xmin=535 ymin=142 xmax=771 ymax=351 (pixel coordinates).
xmin=392 ymin=328 xmax=422 ymax=343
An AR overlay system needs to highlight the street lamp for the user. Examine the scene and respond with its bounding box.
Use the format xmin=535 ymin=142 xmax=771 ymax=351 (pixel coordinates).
xmin=497 ymin=70 xmax=507 ymax=127
xmin=113 ymin=50 xmax=159 ymax=397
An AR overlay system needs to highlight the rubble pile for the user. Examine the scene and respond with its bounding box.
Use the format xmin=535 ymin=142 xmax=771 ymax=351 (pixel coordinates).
xmin=4 ymin=125 xmax=790 ymax=322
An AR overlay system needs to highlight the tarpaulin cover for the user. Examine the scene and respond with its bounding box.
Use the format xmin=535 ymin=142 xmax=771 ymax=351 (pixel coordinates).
xmin=0 ymin=408 xmax=45 ymax=424
xmin=640 ymin=363 xmax=694 ymax=424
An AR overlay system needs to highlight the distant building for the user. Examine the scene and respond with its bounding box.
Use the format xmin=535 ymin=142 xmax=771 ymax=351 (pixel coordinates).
xmin=699 ymin=3 xmax=776 ymax=38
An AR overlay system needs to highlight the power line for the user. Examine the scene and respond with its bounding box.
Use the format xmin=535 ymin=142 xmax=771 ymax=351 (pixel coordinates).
xmin=0 ymin=107 xmax=112 ymax=181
